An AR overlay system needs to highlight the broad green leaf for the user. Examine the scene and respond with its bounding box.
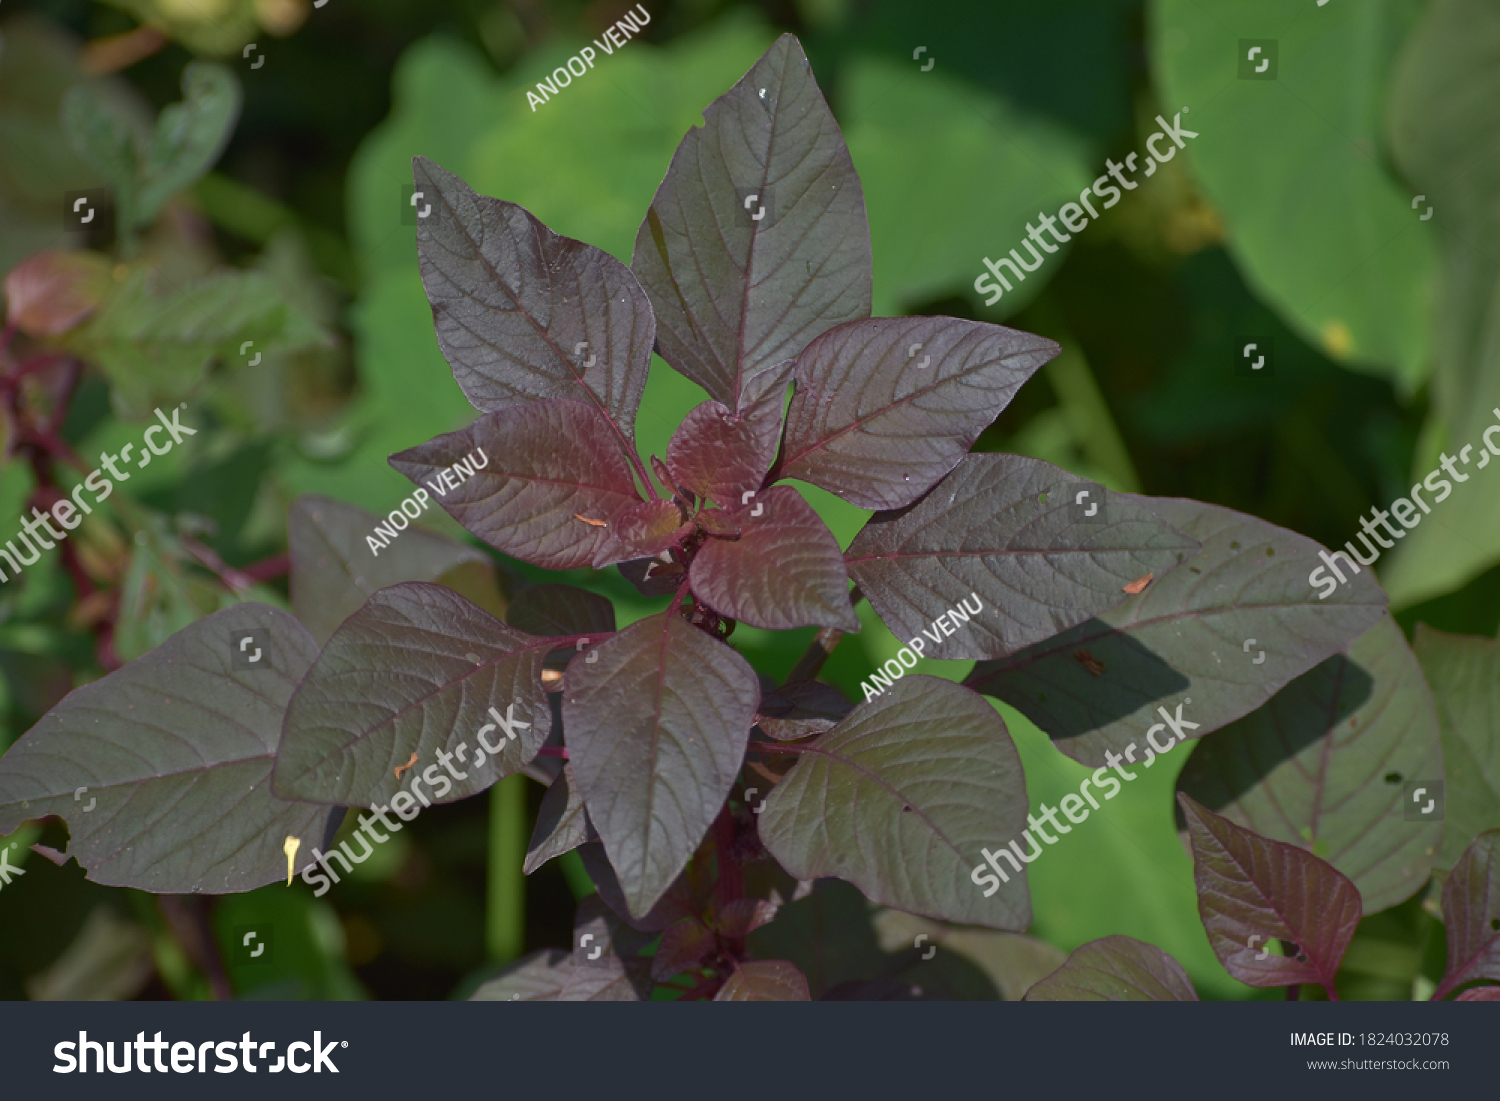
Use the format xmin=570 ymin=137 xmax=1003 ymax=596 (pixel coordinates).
xmin=557 ymin=896 xmax=655 ymax=1001
xmin=1414 ymin=626 xmax=1500 ymax=867
xmin=288 ymin=494 xmax=511 ymax=646
xmin=689 ymin=486 xmax=861 ymax=632
xmin=1024 ymin=935 xmax=1198 ymax=1001
xmin=562 ymin=612 xmax=760 ymax=920
xmin=715 ymin=960 xmax=810 ymax=1001
xmin=524 ymin=764 xmax=593 ymax=876
xmin=60 ymin=79 xmax=141 ymax=230
xmin=136 ymin=62 xmax=241 ymax=227
xmin=412 ymin=158 xmax=654 ymax=440
xmin=1150 ymin=0 xmax=1435 ymax=385
xmin=777 ymin=317 xmax=1059 ymax=510
xmin=847 ymin=455 xmax=1199 ymax=662
xmin=469 ymin=949 xmax=572 ymax=1001
xmin=275 ymin=583 xmax=551 ymax=808
xmin=757 ymin=676 xmax=1032 ymax=930
xmin=630 ymin=34 xmax=872 ymax=408
xmin=1381 ymin=0 xmax=1500 ymax=608
xmin=1180 ymin=794 xmax=1363 ymax=995
xmin=389 ymin=400 xmax=644 ymax=571
xmin=2 ymin=250 xmax=112 ymax=337
xmin=1177 ymin=616 xmax=1442 ymax=914
xmin=968 ymin=496 xmax=1389 ymax=766
xmin=1432 ymin=830 xmax=1500 ymax=1000
xmin=0 ymin=604 xmax=335 ymax=893
xmin=69 ymin=266 xmax=327 ymax=419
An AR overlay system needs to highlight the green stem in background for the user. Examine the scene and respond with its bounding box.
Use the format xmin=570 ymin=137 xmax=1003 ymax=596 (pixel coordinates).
xmin=558 ymin=850 xmax=595 ymax=902
xmin=487 ymin=773 xmax=527 ymax=963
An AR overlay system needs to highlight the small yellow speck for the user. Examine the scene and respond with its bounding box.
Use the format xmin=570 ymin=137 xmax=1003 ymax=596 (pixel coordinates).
xmin=283 ymin=835 xmax=301 ymax=886
xmin=1322 ymin=320 xmax=1353 ymax=359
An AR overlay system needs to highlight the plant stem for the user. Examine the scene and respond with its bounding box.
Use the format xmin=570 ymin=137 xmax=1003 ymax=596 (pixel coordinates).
xmin=486 ymin=774 xmax=527 ymax=964
xmin=782 ymin=585 xmax=862 ymax=684
xmin=157 ymin=895 xmax=233 ymax=1000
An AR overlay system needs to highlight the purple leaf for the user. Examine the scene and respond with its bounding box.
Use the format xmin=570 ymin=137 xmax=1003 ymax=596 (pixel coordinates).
xmin=617 ymin=552 xmax=687 ymax=598
xmin=714 ymin=960 xmax=811 ymax=1001
xmin=590 ymin=499 xmax=692 ymax=570
xmin=1454 ymin=985 xmax=1500 ymax=1000
xmin=288 ymin=494 xmax=511 ymax=645
xmin=651 ymin=918 xmax=716 ymax=982
xmin=1024 ymin=936 xmax=1199 ymax=1001
xmin=691 ymin=485 xmax=860 ymax=632
xmin=505 ymin=583 xmax=616 ymax=638
xmin=563 ymin=612 xmax=761 ymax=919
xmin=756 ymin=678 xmax=854 ymax=742
xmin=390 ymin=399 xmax=643 ymax=571
xmin=1179 ymin=794 xmax=1362 ymax=997
xmin=275 ymin=583 xmax=551 ymax=807
xmin=757 ymin=676 xmax=1032 ymax=930
xmin=0 ymin=605 xmax=335 ymax=893
xmin=557 ymin=896 xmax=656 ymax=1001
xmin=968 ymin=496 xmax=1390 ymax=766
xmin=1176 ymin=616 xmax=1443 ymax=914
xmin=524 ymin=763 xmax=595 ymax=875
xmin=577 ymin=841 xmax=702 ymax=932
xmin=469 ymin=949 xmax=572 ymax=1001
xmin=630 ymin=35 xmax=871 ymax=408
xmin=413 ymin=157 xmax=653 ymax=445
xmin=666 ymin=361 xmax=793 ymax=508
xmin=715 ymin=898 xmax=780 ymax=938
xmin=1432 ymin=830 xmax=1500 ymax=1000
xmin=777 ymin=317 xmax=1059 ymax=510
xmin=847 ymin=455 xmax=1198 ymax=661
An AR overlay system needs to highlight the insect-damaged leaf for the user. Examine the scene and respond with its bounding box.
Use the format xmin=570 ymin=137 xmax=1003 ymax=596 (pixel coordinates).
xmin=691 ymin=485 xmax=860 ymax=632
xmin=1179 ymin=794 xmax=1362 ymax=996
xmin=0 ymin=604 xmax=335 ymax=893
xmin=275 ymin=583 xmax=550 ymax=807
xmin=563 ymin=613 xmax=760 ymax=919
xmin=714 ymin=960 xmax=811 ymax=1001
xmin=390 ymin=399 xmax=642 ymax=571
xmin=666 ymin=360 xmax=792 ymax=508
xmin=412 ymin=157 xmax=654 ymax=442
xmin=631 ymin=34 xmax=872 ymax=408
xmin=1176 ymin=616 xmax=1442 ymax=914
xmin=777 ymin=317 xmax=1059 ymax=510
xmin=288 ymin=494 xmax=510 ymax=646
xmin=757 ymin=676 xmax=1031 ymax=931
xmin=967 ymin=496 xmax=1390 ymax=766
xmin=1414 ymin=626 xmax=1500 ymax=868
xmin=1432 ymin=830 xmax=1500 ymax=1000
xmin=846 ymin=455 xmax=1198 ymax=661
xmin=1024 ymin=936 xmax=1199 ymax=1002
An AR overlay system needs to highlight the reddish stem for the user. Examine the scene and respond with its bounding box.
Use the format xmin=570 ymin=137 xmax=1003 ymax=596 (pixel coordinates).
xmin=534 ymin=745 xmax=570 ymax=760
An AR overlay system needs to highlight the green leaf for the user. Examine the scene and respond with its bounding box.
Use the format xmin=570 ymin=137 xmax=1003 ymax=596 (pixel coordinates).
xmin=1150 ymin=0 xmax=1435 ymax=385
xmin=288 ymin=494 xmax=511 ymax=646
xmin=968 ymin=496 xmax=1389 ymax=765
xmin=1381 ymin=0 xmax=1500 ymax=608
xmin=715 ymin=960 xmax=811 ymax=1001
xmin=275 ymin=583 xmax=552 ymax=808
xmin=69 ymin=266 xmax=327 ymax=419
xmin=136 ymin=62 xmax=241 ymax=227
xmin=1180 ymin=794 xmax=1363 ymax=996
xmin=631 ymin=33 xmax=872 ymax=408
xmin=1432 ymin=829 xmax=1500 ymax=999
xmin=847 ymin=455 xmax=1199 ymax=662
xmin=1024 ymin=935 xmax=1198 ymax=1001
xmin=562 ymin=612 xmax=760 ymax=920
xmin=0 ymin=604 xmax=335 ymax=893
xmin=1414 ymin=626 xmax=1500 ymax=867
xmin=60 ymin=79 xmax=142 ymax=230
xmin=1177 ymin=615 xmax=1442 ymax=914
xmin=758 ymin=675 xmax=1032 ymax=930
